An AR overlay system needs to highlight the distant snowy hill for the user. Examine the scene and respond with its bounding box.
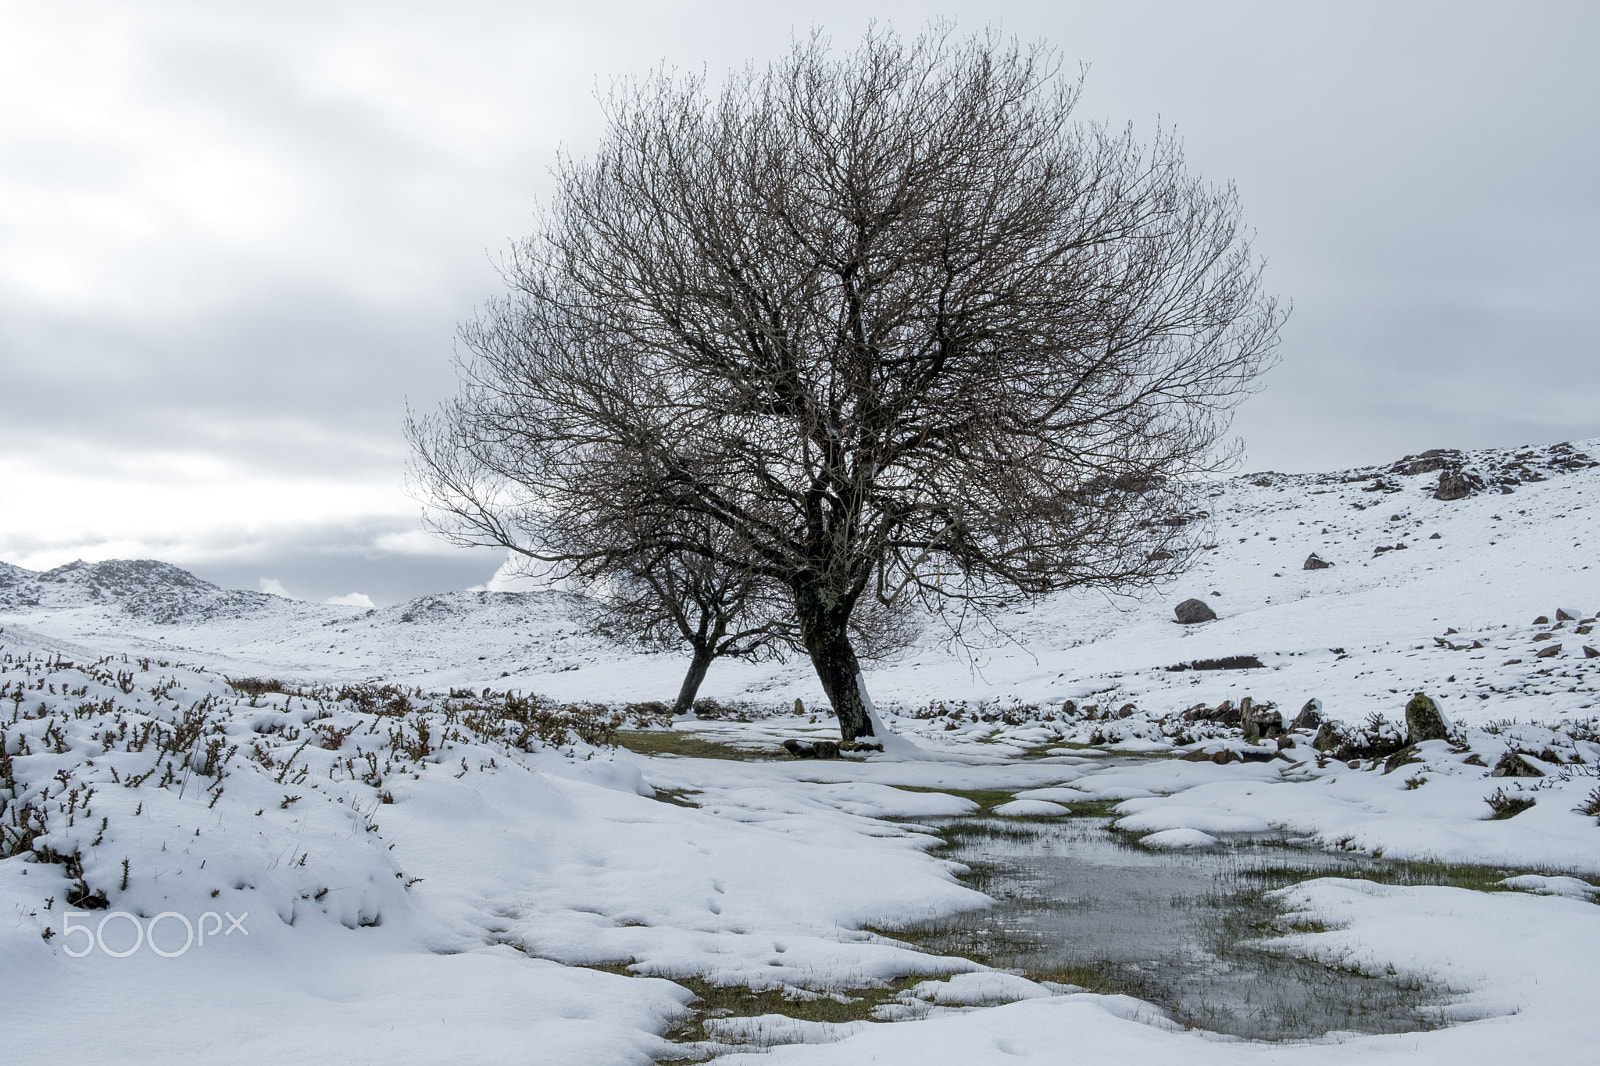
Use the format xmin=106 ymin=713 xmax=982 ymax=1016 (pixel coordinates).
xmin=2 ymin=436 xmax=1597 ymax=724
xmin=0 ymin=558 xmax=273 ymax=622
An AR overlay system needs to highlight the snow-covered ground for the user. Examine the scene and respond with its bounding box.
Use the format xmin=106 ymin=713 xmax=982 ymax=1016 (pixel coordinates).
xmin=3 ymin=438 xmax=1598 ymax=1064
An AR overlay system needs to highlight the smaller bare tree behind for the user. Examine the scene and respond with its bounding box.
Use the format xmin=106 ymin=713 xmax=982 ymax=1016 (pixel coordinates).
xmin=578 ymin=535 xmax=793 ymax=716
xmin=575 ymin=514 xmax=921 ymax=715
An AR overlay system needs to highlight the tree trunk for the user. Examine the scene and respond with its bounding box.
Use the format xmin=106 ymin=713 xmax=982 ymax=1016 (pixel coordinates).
xmin=672 ymin=644 xmax=714 ymax=715
xmin=794 ymin=584 xmax=874 ymax=742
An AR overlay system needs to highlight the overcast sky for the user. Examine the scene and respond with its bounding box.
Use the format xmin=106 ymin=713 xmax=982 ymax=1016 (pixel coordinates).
xmin=3 ymin=1 xmax=1596 ymax=604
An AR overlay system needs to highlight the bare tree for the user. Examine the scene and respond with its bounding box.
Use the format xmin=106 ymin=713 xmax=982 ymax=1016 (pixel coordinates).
xmin=575 ymin=523 xmax=794 ymax=715
xmin=409 ymin=25 xmax=1282 ymax=742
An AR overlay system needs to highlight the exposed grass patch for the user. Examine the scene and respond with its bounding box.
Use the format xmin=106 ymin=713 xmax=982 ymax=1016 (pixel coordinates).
xmin=651 ymin=787 xmax=703 ymax=809
xmin=890 ymin=785 xmax=1018 ymax=813
xmin=615 ymin=730 xmax=763 ymax=761
xmin=660 ymin=973 xmax=923 ymax=1044
xmin=566 ymin=962 xmax=926 ymax=1060
xmin=1239 ymin=857 xmax=1595 ymax=896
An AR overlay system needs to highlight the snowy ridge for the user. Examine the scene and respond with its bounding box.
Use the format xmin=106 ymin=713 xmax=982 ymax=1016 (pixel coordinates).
xmin=0 ymin=558 xmax=276 ymax=623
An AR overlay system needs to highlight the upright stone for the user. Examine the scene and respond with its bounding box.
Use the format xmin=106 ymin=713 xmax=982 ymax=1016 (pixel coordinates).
xmin=1292 ymin=698 xmax=1323 ymax=730
xmin=1404 ymin=693 xmax=1451 ymax=744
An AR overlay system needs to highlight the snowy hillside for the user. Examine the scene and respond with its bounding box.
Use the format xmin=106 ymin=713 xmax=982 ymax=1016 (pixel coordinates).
xmin=2 ymin=438 xmax=1598 ymax=1065
xmin=4 ymin=437 xmax=1596 ymax=726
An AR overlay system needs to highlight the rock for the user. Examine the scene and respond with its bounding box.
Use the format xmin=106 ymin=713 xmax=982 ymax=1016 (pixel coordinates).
xmin=1312 ymin=722 xmax=1341 ymax=751
xmin=1292 ymin=698 xmax=1323 ymax=730
xmin=1532 ymin=632 xmax=1555 ymax=642
xmin=1148 ymin=549 xmax=1175 ymax=561
xmin=1392 ymin=449 xmax=1458 ymax=475
xmin=1117 ymin=703 xmax=1136 ymax=718
xmin=812 ymin=740 xmax=841 ymax=759
xmin=1174 ymin=598 xmax=1216 ymax=624
xmin=1180 ymin=748 xmax=1217 ymax=762
xmin=794 ymin=698 xmax=805 ymax=715
xmin=1245 ymin=701 xmax=1284 ymax=740
xmin=1584 ymin=646 xmax=1599 ymax=658
xmin=1210 ymin=749 xmax=1239 ymax=765
xmin=782 ymin=739 xmax=816 ymax=758
xmin=1536 ymin=644 xmax=1562 ymax=658
xmin=1429 ymin=532 xmax=1441 ymax=539
xmin=1556 ymin=607 xmax=1579 ymax=621
xmin=1276 ymin=734 xmax=1295 ymax=750
xmin=1491 ymin=751 xmax=1544 ymax=778
xmin=1303 ymin=553 xmax=1332 ymax=570
xmin=1462 ymin=752 xmax=1486 ymax=767
xmin=1382 ymin=744 xmax=1423 ymax=775
xmin=1240 ymin=696 xmax=1258 ymax=742
xmin=1404 ymin=693 xmax=1451 ymax=745
xmin=1533 ymin=615 xmax=1550 ymax=625
xmin=1434 ymin=469 xmax=1484 ymax=501
xmin=1061 ymin=700 xmax=1078 ymax=715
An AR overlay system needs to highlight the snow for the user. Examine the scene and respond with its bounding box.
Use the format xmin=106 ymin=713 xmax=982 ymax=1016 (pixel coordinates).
xmin=3 ymin=436 xmax=1600 ymax=1063
xmin=1138 ymin=827 xmax=1220 ymax=849
xmin=991 ymin=799 xmax=1071 ymax=816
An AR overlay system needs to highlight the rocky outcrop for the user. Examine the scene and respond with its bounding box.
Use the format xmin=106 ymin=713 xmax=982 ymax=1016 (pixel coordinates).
xmin=782 ymin=739 xmax=841 ymax=759
xmin=1241 ymin=697 xmax=1284 ymax=742
xmin=1434 ymin=469 xmax=1485 ymax=501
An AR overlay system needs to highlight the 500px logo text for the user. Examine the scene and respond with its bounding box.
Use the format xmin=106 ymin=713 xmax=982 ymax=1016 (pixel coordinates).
xmin=60 ymin=910 xmax=248 ymax=957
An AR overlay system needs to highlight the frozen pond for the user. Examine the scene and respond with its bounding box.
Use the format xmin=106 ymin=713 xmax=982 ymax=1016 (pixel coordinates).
xmin=899 ymin=811 xmax=1453 ymax=1041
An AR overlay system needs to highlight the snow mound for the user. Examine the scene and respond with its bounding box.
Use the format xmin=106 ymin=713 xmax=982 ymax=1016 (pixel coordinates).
xmin=1139 ymin=828 xmax=1220 ymax=849
xmin=993 ymin=799 xmax=1071 ymax=817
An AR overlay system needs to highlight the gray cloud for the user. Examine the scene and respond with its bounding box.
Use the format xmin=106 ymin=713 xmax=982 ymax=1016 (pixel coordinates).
xmin=4 ymin=0 xmax=1597 ymax=597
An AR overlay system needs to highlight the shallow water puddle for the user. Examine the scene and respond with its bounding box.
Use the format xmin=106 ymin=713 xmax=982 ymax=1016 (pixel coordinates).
xmin=897 ymin=812 xmax=1452 ymax=1041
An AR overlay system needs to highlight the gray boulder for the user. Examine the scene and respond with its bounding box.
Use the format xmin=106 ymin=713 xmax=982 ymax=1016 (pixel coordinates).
xmin=1303 ymin=553 xmax=1332 ymax=570
xmin=1251 ymin=704 xmax=1285 ymax=740
xmin=1292 ymin=698 xmax=1323 ymax=730
xmin=782 ymin=739 xmax=842 ymax=759
xmin=1312 ymin=722 xmax=1342 ymax=751
xmin=1404 ymin=693 xmax=1452 ymax=744
xmin=1382 ymin=744 xmax=1423 ymax=775
xmin=1174 ymin=598 xmax=1217 ymax=624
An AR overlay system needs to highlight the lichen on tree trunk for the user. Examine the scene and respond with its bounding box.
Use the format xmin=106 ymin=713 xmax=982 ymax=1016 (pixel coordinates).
xmin=794 ymin=582 xmax=874 ymax=742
